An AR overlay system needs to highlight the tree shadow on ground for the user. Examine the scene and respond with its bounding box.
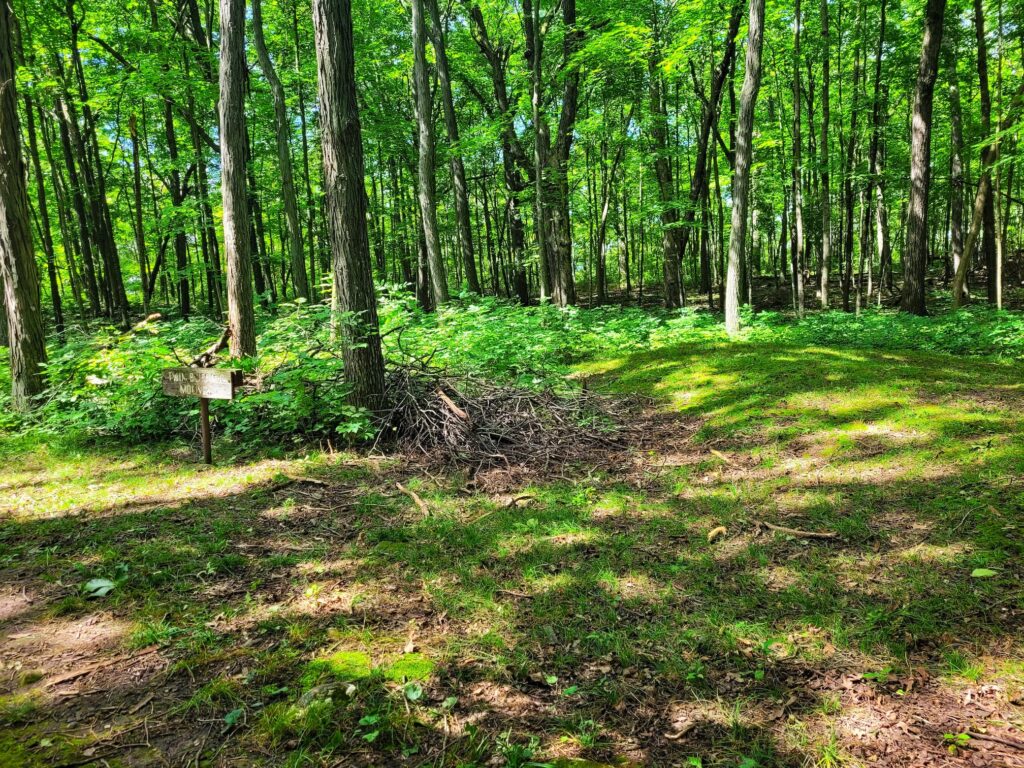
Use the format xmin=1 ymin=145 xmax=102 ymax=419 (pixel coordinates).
xmin=1 ymin=342 xmax=1023 ymax=767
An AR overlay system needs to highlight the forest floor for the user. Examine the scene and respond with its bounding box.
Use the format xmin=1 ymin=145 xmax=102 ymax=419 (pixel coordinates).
xmin=2 ymin=339 xmax=1024 ymax=767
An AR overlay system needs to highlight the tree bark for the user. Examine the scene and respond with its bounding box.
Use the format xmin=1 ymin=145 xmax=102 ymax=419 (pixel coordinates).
xmin=23 ymin=93 xmax=63 ymax=339
xmin=792 ymin=0 xmax=805 ymax=317
xmin=901 ymin=0 xmax=946 ymax=315
xmin=0 ymin=0 xmax=47 ymax=408
xmin=425 ymin=0 xmax=479 ymax=294
xmin=252 ymin=0 xmax=310 ymax=301
xmin=219 ymin=0 xmax=257 ymax=356
xmin=725 ymin=0 xmax=765 ymax=334
xmin=820 ymin=0 xmax=831 ymax=308
xmin=946 ymin=36 xmax=965 ymax=293
xmin=973 ymin=0 xmax=997 ymax=302
xmin=649 ymin=57 xmax=682 ymax=308
xmin=313 ymin=0 xmax=387 ymax=408
xmin=411 ymin=0 xmax=448 ymax=306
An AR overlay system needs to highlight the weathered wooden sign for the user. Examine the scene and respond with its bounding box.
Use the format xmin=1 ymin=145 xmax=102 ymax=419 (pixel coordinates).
xmin=162 ymin=368 xmax=242 ymax=464
xmin=162 ymin=367 xmax=240 ymax=400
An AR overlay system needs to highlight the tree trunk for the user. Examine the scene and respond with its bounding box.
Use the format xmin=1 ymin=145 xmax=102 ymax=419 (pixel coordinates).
xmin=792 ymin=0 xmax=805 ymax=317
xmin=901 ymin=0 xmax=946 ymax=315
xmin=219 ymin=0 xmax=257 ymax=356
xmin=820 ymin=0 xmax=831 ymax=309
xmin=425 ymin=0 xmax=479 ymax=294
xmin=252 ymin=0 xmax=309 ymax=301
xmin=946 ymin=36 xmax=965 ymax=293
xmin=0 ymin=0 xmax=47 ymax=408
xmin=411 ymin=0 xmax=448 ymax=306
xmin=725 ymin=0 xmax=765 ymax=334
xmin=23 ymin=92 xmax=63 ymax=339
xmin=649 ymin=58 xmax=682 ymax=308
xmin=313 ymin=0 xmax=386 ymax=408
xmin=973 ymin=0 xmax=997 ymax=302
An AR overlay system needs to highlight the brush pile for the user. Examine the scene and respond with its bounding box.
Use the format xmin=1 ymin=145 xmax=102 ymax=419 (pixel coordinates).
xmin=375 ymin=362 xmax=639 ymax=475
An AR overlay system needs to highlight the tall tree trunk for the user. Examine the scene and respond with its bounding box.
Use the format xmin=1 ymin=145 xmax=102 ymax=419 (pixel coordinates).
xmin=252 ymin=0 xmax=310 ymax=301
xmin=725 ymin=0 xmax=765 ymax=334
xmin=649 ymin=57 xmax=682 ymax=308
xmin=129 ymin=114 xmax=151 ymax=315
xmin=66 ymin=4 xmax=128 ymax=326
xmin=951 ymin=78 xmax=1024 ymax=307
xmin=219 ymin=0 xmax=257 ymax=356
xmin=425 ymin=0 xmax=479 ymax=294
xmin=292 ymin=0 xmax=318 ymax=300
xmin=841 ymin=1 xmax=865 ymax=312
xmin=23 ymin=92 xmax=64 ymax=339
xmin=313 ymin=0 xmax=386 ymax=408
xmin=864 ymin=0 xmax=889 ymax=306
xmin=819 ymin=0 xmax=830 ymax=308
xmin=0 ymin=0 xmax=47 ymax=408
xmin=901 ymin=0 xmax=946 ymax=315
xmin=792 ymin=0 xmax=805 ymax=316
xmin=676 ymin=5 xmax=743 ymax=282
xmin=973 ymin=0 xmax=997 ymax=302
xmin=411 ymin=0 xmax=448 ymax=306
xmin=524 ymin=0 xmax=553 ymax=301
xmin=946 ymin=36 xmax=965 ymax=293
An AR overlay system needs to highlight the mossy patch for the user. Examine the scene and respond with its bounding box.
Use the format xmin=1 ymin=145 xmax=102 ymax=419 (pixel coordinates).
xmin=303 ymin=650 xmax=372 ymax=685
xmin=383 ymin=652 xmax=435 ymax=681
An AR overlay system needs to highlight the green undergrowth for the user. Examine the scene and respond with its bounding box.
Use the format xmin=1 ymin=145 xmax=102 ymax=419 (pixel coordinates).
xmin=2 ymin=296 xmax=1023 ymax=445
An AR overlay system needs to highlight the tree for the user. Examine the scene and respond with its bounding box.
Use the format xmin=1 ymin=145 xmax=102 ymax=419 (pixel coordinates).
xmin=901 ymin=0 xmax=946 ymax=316
xmin=819 ymin=0 xmax=830 ymax=309
xmin=313 ymin=0 xmax=386 ymax=408
xmin=411 ymin=0 xmax=448 ymax=306
xmin=219 ymin=0 xmax=257 ymax=356
xmin=252 ymin=0 xmax=310 ymax=301
xmin=0 ymin=0 xmax=47 ymax=409
xmin=425 ymin=0 xmax=479 ymax=294
xmin=725 ymin=0 xmax=765 ymax=335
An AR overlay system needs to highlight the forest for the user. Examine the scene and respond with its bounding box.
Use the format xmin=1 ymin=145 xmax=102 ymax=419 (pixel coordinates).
xmin=2 ymin=0 xmax=1024 ymax=763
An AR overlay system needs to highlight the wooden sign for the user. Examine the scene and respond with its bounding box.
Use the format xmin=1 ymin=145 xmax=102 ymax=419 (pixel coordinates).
xmin=162 ymin=368 xmax=242 ymax=464
xmin=162 ymin=368 xmax=241 ymax=400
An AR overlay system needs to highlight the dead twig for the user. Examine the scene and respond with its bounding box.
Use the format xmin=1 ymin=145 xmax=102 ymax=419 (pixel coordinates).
xmin=756 ymin=520 xmax=838 ymax=539
xmin=506 ymin=494 xmax=536 ymax=508
xmin=190 ymin=327 xmax=230 ymax=368
xmin=396 ymin=482 xmax=430 ymax=516
xmin=967 ymin=731 xmax=1024 ymax=750
xmin=44 ymin=646 xmax=160 ymax=689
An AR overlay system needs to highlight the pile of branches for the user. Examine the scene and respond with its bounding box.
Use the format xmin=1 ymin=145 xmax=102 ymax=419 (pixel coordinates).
xmin=375 ymin=362 xmax=640 ymax=475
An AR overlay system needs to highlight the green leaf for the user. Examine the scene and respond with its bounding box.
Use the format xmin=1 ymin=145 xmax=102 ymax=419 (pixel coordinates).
xmin=971 ymin=568 xmax=998 ymax=578
xmin=223 ymin=708 xmax=244 ymax=727
xmin=82 ymin=578 xmax=115 ymax=598
xmin=403 ymin=682 xmax=423 ymax=701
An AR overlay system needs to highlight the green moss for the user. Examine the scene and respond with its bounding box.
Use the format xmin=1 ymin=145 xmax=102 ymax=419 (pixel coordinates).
xmin=304 ymin=650 xmax=372 ymax=685
xmin=383 ymin=653 xmax=435 ymax=682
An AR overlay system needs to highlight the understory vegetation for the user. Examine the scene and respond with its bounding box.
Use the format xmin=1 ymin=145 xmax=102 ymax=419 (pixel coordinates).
xmin=3 ymin=297 xmax=1024 ymax=444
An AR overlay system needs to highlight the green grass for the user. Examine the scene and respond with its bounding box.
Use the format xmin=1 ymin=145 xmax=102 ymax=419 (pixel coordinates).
xmin=2 ymin=310 xmax=1023 ymax=766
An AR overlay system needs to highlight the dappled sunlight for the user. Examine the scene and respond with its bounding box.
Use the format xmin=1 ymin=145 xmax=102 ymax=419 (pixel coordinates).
xmin=2 ymin=340 xmax=1023 ymax=766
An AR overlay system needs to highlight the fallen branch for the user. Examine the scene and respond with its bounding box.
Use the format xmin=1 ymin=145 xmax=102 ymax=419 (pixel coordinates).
xmin=396 ymin=482 xmax=430 ymax=516
xmin=506 ymin=494 xmax=536 ymax=508
xmin=756 ymin=520 xmax=838 ymax=539
xmin=436 ymin=388 xmax=470 ymax=422
xmin=967 ymin=731 xmax=1024 ymax=750
xmin=190 ymin=327 xmax=231 ymax=368
xmin=44 ymin=646 xmax=160 ymax=689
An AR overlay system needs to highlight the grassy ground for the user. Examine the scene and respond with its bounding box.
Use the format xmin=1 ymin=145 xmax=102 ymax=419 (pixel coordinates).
xmin=2 ymin=337 xmax=1023 ymax=767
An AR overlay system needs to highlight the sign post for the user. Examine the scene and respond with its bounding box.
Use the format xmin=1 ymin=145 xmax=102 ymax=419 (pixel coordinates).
xmin=162 ymin=368 xmax=241 ymax=464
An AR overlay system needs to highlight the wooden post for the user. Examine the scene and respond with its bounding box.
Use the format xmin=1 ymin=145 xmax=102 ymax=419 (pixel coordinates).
xmin=162 ymin=368 xmax=240 ymax=465
xmin=200 ymin=397 xmax=212 ymax=464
